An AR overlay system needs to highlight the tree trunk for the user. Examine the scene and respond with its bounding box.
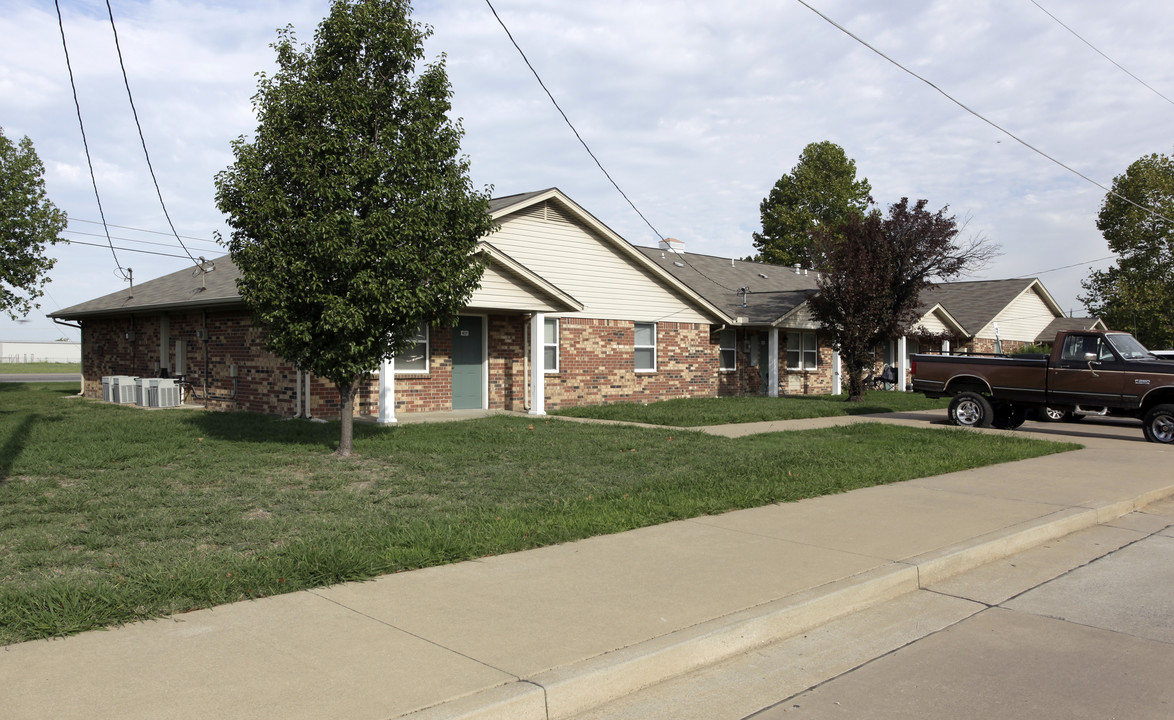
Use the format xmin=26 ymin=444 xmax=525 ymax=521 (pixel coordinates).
xmin=337 ymin=379 xmax=356 ymax=457
xmin=846 ymin=368 xmax=866 ymax=402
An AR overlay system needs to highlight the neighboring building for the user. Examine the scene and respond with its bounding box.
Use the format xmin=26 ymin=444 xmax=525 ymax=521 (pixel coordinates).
xmin=0 ymin=341 xmax=81 ymax=364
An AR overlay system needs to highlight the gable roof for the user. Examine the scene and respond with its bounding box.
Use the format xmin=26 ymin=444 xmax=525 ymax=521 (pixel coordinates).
xmin=1035 ymin=316 xmax=1108 ymax=343
xmin=636 ymin=248 xmax=819 ymax=325
xmin=489 ymin=188 xmax=735 ymax=324
xmin=916 ymin=278 xmax=1063 ymax=337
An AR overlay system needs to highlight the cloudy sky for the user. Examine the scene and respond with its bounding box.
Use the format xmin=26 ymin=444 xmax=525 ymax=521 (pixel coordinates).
xmin=3 ymin=0 xmax=1172 ymax=343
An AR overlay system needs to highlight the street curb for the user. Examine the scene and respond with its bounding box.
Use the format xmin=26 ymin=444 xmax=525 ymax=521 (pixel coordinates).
xmin=404 ymin=483 xmax=1174 ymax=720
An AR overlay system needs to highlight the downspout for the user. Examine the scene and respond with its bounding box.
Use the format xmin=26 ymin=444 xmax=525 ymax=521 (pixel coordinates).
xmin=304 ymin=371 xmax=312 ymax=419
xmin=523 ymin=315 xmax=531 ymax=411
xmin=202 ymin=310 xmax=209 ymax=408
xmin=294 ymin=369 xmax=303 ymax=418
xmin=53 ymin=318 xmax=84 ymax=396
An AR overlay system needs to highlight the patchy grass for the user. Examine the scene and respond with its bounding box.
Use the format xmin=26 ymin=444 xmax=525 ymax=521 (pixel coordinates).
xmin=0 ymin=382 xmax=1073 ymax=644
xmin=0 ymin=362 xmax=80 ymax=374
xmin=551 ymin=393 xmax=949 ymax=426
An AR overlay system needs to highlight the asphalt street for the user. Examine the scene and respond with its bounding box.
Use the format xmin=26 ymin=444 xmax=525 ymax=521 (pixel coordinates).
xmin=0 ymin=374 xmax=80 ymax=383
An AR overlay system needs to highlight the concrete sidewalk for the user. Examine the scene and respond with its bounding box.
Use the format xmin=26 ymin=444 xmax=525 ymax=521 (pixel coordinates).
xmin=3 ymin=412 xmax=1172 ymax=720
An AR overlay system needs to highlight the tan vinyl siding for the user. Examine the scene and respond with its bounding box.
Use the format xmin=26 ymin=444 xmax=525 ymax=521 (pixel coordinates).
xmin=977 ymin=287 xmax=1058 ymax=341
xmin=916 ymin=311 xmax=950 ymax=335
xmin=780 ymin=302 xmax=821 ymax=330
xmin=487 ymin=205 xmax=711 ymax=324
xmin=469 ymin=262 xmax=563 ymax=312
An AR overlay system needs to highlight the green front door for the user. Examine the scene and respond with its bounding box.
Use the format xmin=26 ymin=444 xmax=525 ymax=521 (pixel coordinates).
xmin=451 ymin=316 xmax=484 ymax=410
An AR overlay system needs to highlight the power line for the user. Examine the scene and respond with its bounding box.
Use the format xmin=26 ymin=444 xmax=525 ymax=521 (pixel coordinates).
xmin=793 ymin=0 xmax=1174 ymax=228
xmin=60 ymin=238 xmax=194 ymax=260
xmin=1018 ymin=254 xmax=1117 ymax=278
xmin=105 ymin=0 xmax=200 ymax=266
xmin=64 ymin=228 xmax=222 ymax=254
xmin=483 ymin=0 xmax=664 ymax=241
xmin=54 ymin=0 xmax=129 ymax=281
xmin=483 ymin=0 xmax=745 ymax=295
xmin=1030 ymin=0 xmax=1174 ymax=108
xmin=69 ymin=217 xmax=220 ymax=245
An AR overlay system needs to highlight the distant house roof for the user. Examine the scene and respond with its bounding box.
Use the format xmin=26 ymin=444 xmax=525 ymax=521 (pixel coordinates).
xmin=1035 ymin=316 xmax=1108 ymax=343
xmin=635 ymin=248 xmax=819 ymax=325
xmin=916 ymin=278 xmax=1063 ymax=337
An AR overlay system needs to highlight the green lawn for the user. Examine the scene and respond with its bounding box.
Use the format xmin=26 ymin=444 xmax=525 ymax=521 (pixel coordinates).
xmin=551 ymin=392 xmax=949 ymax=426
xmin=0 ymin=383 xmax=1074 ymax=644
xmin=0 ymin=362 xmax=80 ymax=374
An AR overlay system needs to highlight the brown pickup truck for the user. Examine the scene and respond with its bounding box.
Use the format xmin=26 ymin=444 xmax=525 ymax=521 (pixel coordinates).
xmin=911 ymin=330 xmax=1174 ymax=444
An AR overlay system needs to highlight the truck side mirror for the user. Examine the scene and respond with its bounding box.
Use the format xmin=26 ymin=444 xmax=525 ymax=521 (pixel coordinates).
xmin=1083 ymin=352 xmax=1098 ymax=362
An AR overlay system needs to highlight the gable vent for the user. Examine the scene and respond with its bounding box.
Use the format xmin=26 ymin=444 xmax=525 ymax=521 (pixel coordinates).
xmin=517 ymin=201 xmax=574 ymax=225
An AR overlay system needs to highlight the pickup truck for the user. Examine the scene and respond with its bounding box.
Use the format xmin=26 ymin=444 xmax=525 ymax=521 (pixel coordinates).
xmin=911 ymin=330 xmax=1174 ymax=444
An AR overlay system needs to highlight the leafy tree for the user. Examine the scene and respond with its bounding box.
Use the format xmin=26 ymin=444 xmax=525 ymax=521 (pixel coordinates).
xmin=753 ymin=141 xmax=872 ymax=267
xmin=1 ymin=127 xmax=67 ymax=320
xmin=215 ymin=0 xmax=495 ymax=456
xmin=1080 ymin=151 xmax=1174 ymax=349
xmin=809 ymin=198 xmax=997 ymax=401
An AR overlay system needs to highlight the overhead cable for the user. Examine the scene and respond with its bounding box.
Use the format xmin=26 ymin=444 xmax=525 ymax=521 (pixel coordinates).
xmin=1030 ymin=0 xmax=1174 ymax=108
xmin=105 ymin=0 xmax=201 ymax=267
xmin=793 ymin=0 xmax=1174 ymax=228
xmin=54 ymin=0 xmax=129 ymax=281
xmin=483 ymin=0 xmax=664 ymax=241
xmin=483 ymin=0 xmax=743 ymax=293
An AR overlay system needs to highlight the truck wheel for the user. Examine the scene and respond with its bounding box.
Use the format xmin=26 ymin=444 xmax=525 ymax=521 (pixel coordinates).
xmin=1142 ymin=404 xmax=1174 ymax=444
xmin=992 ymin=403 xmax=1026 ymax=429
xmin=949 ymin=392 xmax=993 ymax=428
xmin=1037 ymin=407 xmax=1065 ymax=422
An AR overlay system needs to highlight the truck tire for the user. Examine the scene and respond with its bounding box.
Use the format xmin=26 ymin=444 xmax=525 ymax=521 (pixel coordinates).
xmin=949 ymin=392 xmax=994 ymax=428
xmin=992 ymin=403 xmax=1027 ymax=429
xmin=1142 ymin=404 xmax=1174 ymax=444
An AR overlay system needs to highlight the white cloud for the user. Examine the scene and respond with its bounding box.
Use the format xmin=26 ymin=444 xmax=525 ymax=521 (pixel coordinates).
xmin=3 ymin=0 xmax=1173 ymax=342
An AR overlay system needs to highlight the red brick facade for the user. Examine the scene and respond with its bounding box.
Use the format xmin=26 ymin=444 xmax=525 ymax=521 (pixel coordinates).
xmin=83 ymin=309 xmax=841 ymax=418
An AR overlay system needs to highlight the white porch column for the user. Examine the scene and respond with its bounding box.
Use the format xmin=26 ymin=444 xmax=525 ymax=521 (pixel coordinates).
xmin=832 ymin=349 xmax=842 ymax=395
xmin=768 ymin=328 xmax=780 ymax=398
xmin=942 ymin=338 xmax=951 ymax=354
xmin=529 ymin=312 xmax=546 ymax=415
xmin=897 ymin=335 xmax=908 ymax=391
xmin=377 ymin=357 xmax=396 ymax=424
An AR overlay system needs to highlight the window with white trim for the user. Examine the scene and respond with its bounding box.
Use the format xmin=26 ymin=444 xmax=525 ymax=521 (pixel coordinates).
xmin=634 ymin=322 xmax=657 ymax=372
xmin=395 ymin=322 xmax=429 ymax=373
xmin=543 ymin=318 xmax=559 ymax=373
xmin=719 ymin=328 xmax=737 ymax=371
xmin=786 ymin=331 xmax=818 ymax=371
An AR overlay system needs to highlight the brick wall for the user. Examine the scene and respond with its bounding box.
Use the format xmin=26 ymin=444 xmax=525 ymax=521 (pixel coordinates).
xmin=540 ymin=318 xmax=719 ymax=409
xmin=80 ymin=309 xmax=844 ymax=419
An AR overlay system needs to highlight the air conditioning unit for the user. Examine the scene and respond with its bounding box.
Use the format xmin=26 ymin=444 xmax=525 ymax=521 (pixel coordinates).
xmin=135 ymin=377 xmax=151 ymax=407
xmin=149 ymin=378 xmax=181 ymax=408
xmin=111 ymin=376 xmax=139 ymax=404
xmin=102 ymin=376 xmax=114 ymax=402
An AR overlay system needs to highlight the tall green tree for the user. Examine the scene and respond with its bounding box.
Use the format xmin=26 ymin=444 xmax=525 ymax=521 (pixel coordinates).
xmin=1080 ymin=151 xmax=1174 ymax=349
xmin=215 ymin=0 xmax=495 ymax=456
xmin=1 ymin=127 xmax=67 ymax=320
xmin=753 ymin=141 xmax=872 ymax=267
xmin=809 ymin=198 xmax=997 ymax=401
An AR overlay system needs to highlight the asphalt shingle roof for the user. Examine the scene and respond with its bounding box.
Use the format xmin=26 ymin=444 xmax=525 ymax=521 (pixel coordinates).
xmin=915 ymin=278 xmax=1041 ymax=336
xmin=635 ymin=247 xmax=819 ymax=325
xmin=51 ymin=255 xmax=241 ymax=319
